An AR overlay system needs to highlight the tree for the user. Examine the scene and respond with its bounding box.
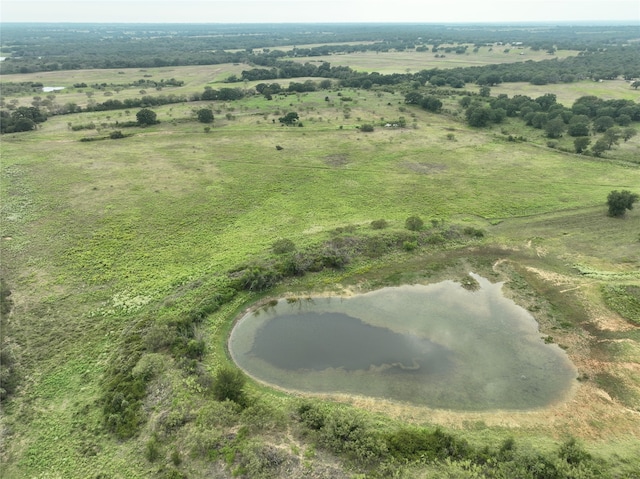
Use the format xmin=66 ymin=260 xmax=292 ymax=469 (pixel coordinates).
xmin=136 ymin=108 xmax=158 ymax=126
xmin=567 ymin=121 xmax=590 ymax=137
xmin=591 ymin=138 xmax=608 ymax=157
xmin=593 ymin=116 xmax=614 ymax=133
xmin=607 ymin=190 xmax=639 ymax=217
xmin=631 ymin=80 xmax=640 ymax=90
xmin=573 ymin=136 xmax=591 ymax=154
xmin=196 ymin=108 xmax=214 ymax=124
xmin=622 ymin=127 xmax=637 ymax=142
xmin=544 ymin=118 xmax=566 ymax=138
xmin=279 ymin=111 xmax=299 ymax=126
xmin=420 ymin=96 xmax=442 ymax=112
xmin=477 ymin=73 xmax=501 ymax=86
xmin=602 ymin=127 xmax=622 ymax=149
xmin=466 ymin=106 xmax=492 ymax=127
xmin=479 ymin=86 xmax=491 ymax=97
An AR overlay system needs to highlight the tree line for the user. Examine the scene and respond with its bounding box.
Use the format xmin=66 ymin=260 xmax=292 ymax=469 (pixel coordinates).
xmin=2 ymin=23 xmax=639 ymax=76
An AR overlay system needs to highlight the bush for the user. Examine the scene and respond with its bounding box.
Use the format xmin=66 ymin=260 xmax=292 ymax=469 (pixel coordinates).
xmin=463 ymin=226 xmax=485 ymax=238
xmin=363 ymin=237 xmax=389 ymax=258
xmin=370 ymin=219 xmax=388 ymax=230
xmin=402 ymin=240 xmax=418 ymax=251
xmin=271 ymin=238 xmax=296 ymax=254
xmin=145 ymin=436 xmax=161 ymax=462
xmin=405 ymin=215 xmax=424 ymax=231
xmin=212 ymin=367 xmax=247 ymax=406
xmin=360 ymin=124 xmax=374 ymax=132
xmin=109 ymin=130 xmax=125 ymax=139
xmin=235 ymin=265 xmax=281 ymax=291
xmin=297 ymin=401 xmax=327 ymax=431
xmin=607 ymin=189 xmax=639 ymax=217
xmin=558 ymin=437 xmax=591 ymax=465
xmin=385 ymin=427 xmax=470 ymax=462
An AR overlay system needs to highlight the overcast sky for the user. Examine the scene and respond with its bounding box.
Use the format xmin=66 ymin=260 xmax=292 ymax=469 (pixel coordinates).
xmin=2 ymin=0 xmax=639 ymax=24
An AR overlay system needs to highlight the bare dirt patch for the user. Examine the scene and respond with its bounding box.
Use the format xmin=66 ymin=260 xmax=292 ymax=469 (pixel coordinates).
xmin=323 ymin=154 xmax=349 ymax=167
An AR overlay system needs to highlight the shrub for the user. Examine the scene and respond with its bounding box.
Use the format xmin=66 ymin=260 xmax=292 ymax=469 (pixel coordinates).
xmin=235 ymin=265 xmax=281 ymax=291
xmin=402 ymin=240 xmax=418 ymax=251
xmin=186 ymin=338 xmax=206 ymax=359
xmin=271 ymin=238 xmax=296 ymax=254
xmin=320 ymin=409 xmax=388 ymax=464
xmin=385 ymin=427 xmax=470 ymax=462
xmin=463 ymin=226 xmax=485 ymax=238
xmin=212 ymin=367 xmax=247 ymax=406
xmin=145 ymin=436 xmax=161 ymax=462
xmin=370 ymin=219 xmax=388 ymax=230
xmin=317 ymin=247 xmax=349 ymax=269
xmin=558 ymin=437 xmax=591 ymax=465
xmin=109 ymin=130 xmax=125 ymax=139
xmin=297 ymin=401 xmax=327 ymax=431
xmin=425 ymin=233 xmax=446 ymax=245
xmin=363 ymin=237 xmax=388 ymax=258
xmin=607 ymin=189 xmax=638 ymax=217
xmin=360 ymin=124 xmax=374 ymax=132
xmin=405 ymin=215 xmax=424 ymax=231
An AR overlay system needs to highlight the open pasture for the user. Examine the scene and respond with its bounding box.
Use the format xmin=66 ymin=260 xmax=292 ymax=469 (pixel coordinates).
xmin=1 ymin=50 xmax=640 ymax=479
xmin=289 ymin=45 xmax=577 ymax=73
xmin=491 ymin=79 xmax=640 ymax=106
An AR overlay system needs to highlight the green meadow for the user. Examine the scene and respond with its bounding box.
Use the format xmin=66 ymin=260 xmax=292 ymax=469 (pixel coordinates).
xmin=1 ymin=55 xmax=640 ymax=478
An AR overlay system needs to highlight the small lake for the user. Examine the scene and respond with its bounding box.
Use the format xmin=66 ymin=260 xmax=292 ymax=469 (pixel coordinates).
xmin=42 ymin=86 xmax=65 ymax=92
xmin=229 ymin=274 xmax=577 ymax=410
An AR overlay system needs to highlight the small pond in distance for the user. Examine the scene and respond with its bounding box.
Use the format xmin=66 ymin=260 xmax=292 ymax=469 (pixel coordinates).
xmin=229 ymin=274 xmax=577 ymax=410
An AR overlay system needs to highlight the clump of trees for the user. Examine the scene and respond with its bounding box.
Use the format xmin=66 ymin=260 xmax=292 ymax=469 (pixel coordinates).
xmin=0 ymin=106 xmax=47 ymax=133
xmin=278 ymin=112 xmax=299 ymax=126
xmin=0 ymin=279 xmax=19 ymax=402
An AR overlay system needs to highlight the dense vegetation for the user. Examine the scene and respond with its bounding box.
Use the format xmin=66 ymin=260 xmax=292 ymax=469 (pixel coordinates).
xmin=2 ymin=23 xmax=639 ymax=82
xmin=1 ymin=23 xmax=639 ymax=479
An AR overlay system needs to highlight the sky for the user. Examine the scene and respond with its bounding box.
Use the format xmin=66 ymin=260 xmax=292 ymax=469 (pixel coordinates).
xmin=1 ymin=0 xmax=639 ymax=24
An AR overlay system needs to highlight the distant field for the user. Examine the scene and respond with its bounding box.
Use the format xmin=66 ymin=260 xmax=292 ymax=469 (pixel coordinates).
xmin=490 ymin=79 xmax=640 ymax=105
xmin=0 ymin=64 xmax=246 ymax=108
xmin=289 ymin=46 xmax=578 ymax=73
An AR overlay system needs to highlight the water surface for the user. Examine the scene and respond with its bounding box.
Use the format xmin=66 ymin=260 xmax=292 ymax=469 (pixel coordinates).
xmin=229 ymin=274 xmax=576 ymax=410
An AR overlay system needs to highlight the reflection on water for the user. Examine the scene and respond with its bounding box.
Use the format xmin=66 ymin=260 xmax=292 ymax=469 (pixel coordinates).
xmin=251 ymin=311 xmax=454 ymax=374
xmin=229 ymin=274 xmax=577 ymax=410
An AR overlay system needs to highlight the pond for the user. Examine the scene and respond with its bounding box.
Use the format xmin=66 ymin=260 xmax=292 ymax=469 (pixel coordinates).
xmin=229 ymin=274 xmax=577 ymax=410
xmin=42 ymin=86 xmax=65 ymax=92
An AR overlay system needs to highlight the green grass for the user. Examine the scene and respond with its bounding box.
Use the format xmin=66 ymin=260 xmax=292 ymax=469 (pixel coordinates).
xmin=1 ymin=69 xmax=639 ymax=479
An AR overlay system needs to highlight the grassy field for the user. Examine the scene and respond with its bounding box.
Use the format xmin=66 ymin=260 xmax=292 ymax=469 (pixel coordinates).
xmin=1 ymin=60 xmax=639 ymax=479
xmin=490 ymin=79 xmax=640 ymax=106
xmin=289 ymin=45 xmax=578 ymax=73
